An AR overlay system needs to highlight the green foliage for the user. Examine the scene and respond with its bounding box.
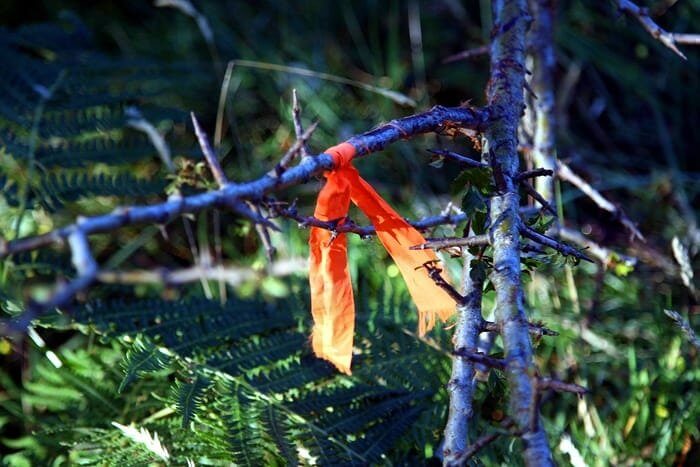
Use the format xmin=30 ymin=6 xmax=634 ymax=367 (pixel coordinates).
xmin=118 ymin=338 xmax=172 ymax=393
xmin=1 ymin=295 xmax=448 ymax=465
xmin=1 ymin=2 xmax=699 ymax=466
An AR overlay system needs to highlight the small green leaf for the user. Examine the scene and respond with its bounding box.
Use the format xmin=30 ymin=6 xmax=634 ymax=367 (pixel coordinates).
xmin=472 ymin=210 xmax=488 ymax=235
xmin=461 ymin=186 xmax=487 ymax=215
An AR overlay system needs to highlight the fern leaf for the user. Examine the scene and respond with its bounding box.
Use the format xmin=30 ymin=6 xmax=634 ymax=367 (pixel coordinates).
xmin=262 ymin=404 xmax=298 ymax=466
xmin=112 ymin=422 xmax=170 ymax=462
xmin=173 ymin=374 xmax=211 ymax=428
xmin=352 ymin=405 xmax=423 ymax=461
xmin=118 ymin=338 xmax=172 ymax=393
xmin=223 ymin=382 xmax=268 ymax=466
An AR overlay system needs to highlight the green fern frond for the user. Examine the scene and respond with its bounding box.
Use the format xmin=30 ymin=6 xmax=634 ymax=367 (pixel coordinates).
xmin=351 ymin=405 xmax=424 ymax=460
xmin=172 ymin=373 xmax=212 ymax=428
xmin=118 ymin=338 xmax=172 ymax=393
xmin=223 ymin=381 xmax=271 ymax=466
xmin=261 ymin=404 xmax=298 ymax=465
xmin=69 ymin=297 xmax=295 ymax=359
xmin=246 ymin=356 xmax=336 ymax=394
xmin=205 ymin=331 xmax=306 ymax=376
xmin=2 ymin=171 xmax=167 ymax=211
xmin=28 ymin=294 xmax=446 ymax=463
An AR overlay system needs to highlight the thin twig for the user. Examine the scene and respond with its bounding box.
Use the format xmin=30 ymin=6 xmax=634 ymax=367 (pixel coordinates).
xmin=126 ymin=107 xmax=174 ymax=172
xmin=516 ymin=168 xmax=553 ymax=182
xmin=521 ymin=181 xmax=558 ymax=216
xmin=481 ymin=320 xmax=558 ymax=337
xmin=250 ymin=203 xmax=276 ymax=261
xmin=273 ymin=121 xmax=319 ymax=175
xmin=427 ymin=148 xmax=489 ymax=168
xmin=410 ymin=234 xmax=490 ymax=251
xmin=442 ymin=44 xmax=490 ymax=64
xmin=421 ymin=261 xmax=466 ymax=305
xmin=520 ymin=225 xmax=593 ymax=262
xmin=617 ymin=0 xmax=699 ymax=60
xmin=269 ymin=201 xmax=469 ymax=238
xmin=557 ymin=160 xmax=644 ymax=241
xmin=452 ymin=348 xmax=506 ymax=369
xmin=97 ymin=258 xmax=307 ymax=287
xmin=191 ymin=112 xmax=228 ymax=187
xmin=537 ymin=377 xmax=588 ymax=396
xmin=291 ymin=89 xmax=310 ymax=159
xmin=453 ymin=419 xmax=515 ymax=463
xmin=664 ymin=309 xmax=700 ymax=350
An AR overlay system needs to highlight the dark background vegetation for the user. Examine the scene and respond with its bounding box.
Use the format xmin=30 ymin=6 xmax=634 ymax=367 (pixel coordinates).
xmin=0 ymin=1 xmax=698 ymax=465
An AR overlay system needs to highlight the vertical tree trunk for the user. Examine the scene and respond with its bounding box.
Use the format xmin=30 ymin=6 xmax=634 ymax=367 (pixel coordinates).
xmin=443 ymin=247 xmax=484 ymax=465
xmin=528 ymin=0 xmax=557 ymax=202
xmin=487 ymin=1 xmax=554 ymax=465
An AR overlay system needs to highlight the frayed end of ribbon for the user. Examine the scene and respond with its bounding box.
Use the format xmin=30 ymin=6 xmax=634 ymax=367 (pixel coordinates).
xmin=417 ymin=308 xmax=455 ymax=336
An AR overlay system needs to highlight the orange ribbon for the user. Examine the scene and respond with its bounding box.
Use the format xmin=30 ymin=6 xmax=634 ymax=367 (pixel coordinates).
xmin=309 ymin=142 xmax=455 ymax=374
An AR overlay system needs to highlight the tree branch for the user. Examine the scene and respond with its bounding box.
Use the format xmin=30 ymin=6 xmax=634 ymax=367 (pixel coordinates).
xmin=410 ymin=234 xmax=490 ymax=252
xmin=556 ymin=160 xmax=644 ymax=241
xmin=269 ymin=200 xmax=470 ymax=238
xmin=521 ymin=225 xmax=593 ymax=262
xmin=617 ymin=0 xmax=700 ymax=60
xmin=1 ymin=104 xmax=489 ymax=329
xmin=664 ymin=309 xmax=700 ymax=350
xmin=443 ymin=244 xmax=486 ymax=465
xmin=2 ymin=104 xmax=489 ymax=260
xmin=486 ymin=1 xmax=554 ymax=464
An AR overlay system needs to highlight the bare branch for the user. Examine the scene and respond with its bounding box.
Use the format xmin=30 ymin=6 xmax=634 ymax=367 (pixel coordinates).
xmin=537 ymin=377 xmax=588 ymax=396
xmin=427 ymin=148 xmax=489 ymax=168
xmin=521 ymin=225 xmax=593 ymax=262
xmin=617 ymin=0 xmax=698 ymax=60
xmin=516 ymin=168 xmax=553 ymax=182
xmin=557 ymin=160 xmax=644 ymax=241
xmin=2 ymin=104 xmax=489 ymax=260
xmin=664 ymin=309 xmax=700 ymax=350
xmin=453 ymin=348 xmax=506 ymax=370
xmin=421 ymin=261 xmax=466 ymax=305
xmin=443 ymin=45 xmax=490 ymax=64
xmin=191 ymin=112 xmax=228 ymax=187
xmin=291 ymin=89 xmax=310 ymax=159
xmin=274 ymin=121 xmax=319 ymax=175
xmin=97 ymin=258 xmax=306 ymax=287
xmin=269 ymin=201 xmax=469 ymax=238
xmin=520 ymin=181 xmax=558 ymax=216
xmin=673 ymin=33 xmax=700 ymax=45
xmin=410 ymin=234 xmax=490 ymax=252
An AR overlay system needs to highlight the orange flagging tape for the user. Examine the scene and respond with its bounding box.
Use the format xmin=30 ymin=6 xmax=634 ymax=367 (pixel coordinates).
xmin=309 ymin=142 xmax=455 ymax=374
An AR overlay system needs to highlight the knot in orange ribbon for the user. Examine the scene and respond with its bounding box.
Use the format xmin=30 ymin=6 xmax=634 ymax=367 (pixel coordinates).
xmin=309 ymin=142 xmax=455 ymax=374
